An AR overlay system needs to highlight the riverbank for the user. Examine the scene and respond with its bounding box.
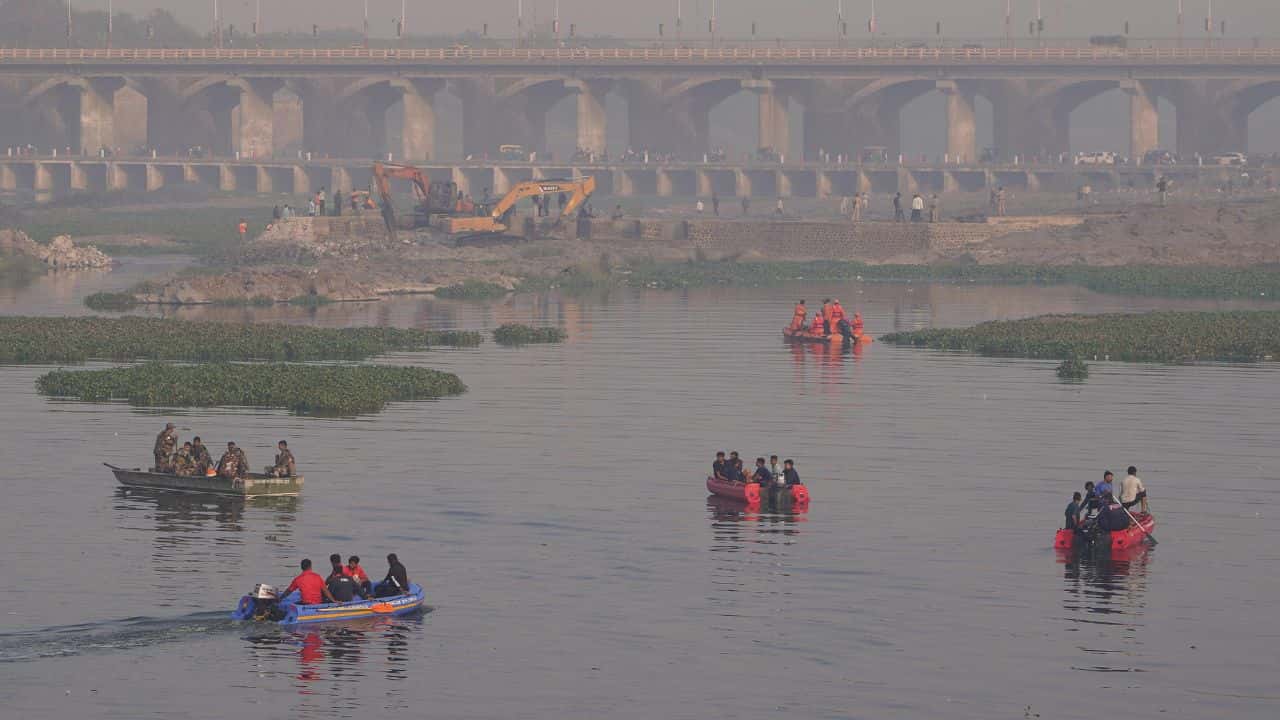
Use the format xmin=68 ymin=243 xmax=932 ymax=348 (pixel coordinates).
xmin=881 ymin=311 xmax=1280 ymax=364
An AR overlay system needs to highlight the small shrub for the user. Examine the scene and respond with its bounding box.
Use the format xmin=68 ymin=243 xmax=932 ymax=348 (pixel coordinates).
xmin=84 ymin=291 xmax=139 ymax=311
xmin=492 ymin=323 xmax=566 ymax=346
xmin=434 ymin=280 xmax=511 ymax=300
xmin=1056 ymin=356 xmax=1090 ymax=380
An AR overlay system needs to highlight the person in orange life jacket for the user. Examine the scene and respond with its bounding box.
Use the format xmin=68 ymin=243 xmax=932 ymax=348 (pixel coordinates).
xmin=789 ymin=300 xmax=807 ymax=331
xmin=347 ymin=556 xmax=372 ymax=596
xmin=285 ymin=558 xmax=336 ymax=605
xmin=752 ymin=457 xmax=773 ymax=484
xmin=808 ymin=311 xmax=827 ymax=336
xmin=712 ymin=451 xmax=729 ymax=480
xmin=851 ymin=312 xmax=864 ymax=337
xmin=326 ymin=555 xmax=365 ymax=602
xmin=829 ymin=299 xmax=846 ymax=329
xmin=821 ymin=299 xmax=834 ymax=330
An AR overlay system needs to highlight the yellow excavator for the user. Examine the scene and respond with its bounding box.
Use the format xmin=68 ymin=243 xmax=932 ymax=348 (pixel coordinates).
xmin=440 ymin=176 xmax=597 ymax=236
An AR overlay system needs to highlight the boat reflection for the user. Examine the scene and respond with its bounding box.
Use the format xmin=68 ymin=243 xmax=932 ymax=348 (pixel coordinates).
xmin=707 ymin=494 xmax=807 ymax=543
xmin=242 ymin=614 xmax=425 ymax=698
xmin=1056 ymin=543 xmax=1153 ymax=673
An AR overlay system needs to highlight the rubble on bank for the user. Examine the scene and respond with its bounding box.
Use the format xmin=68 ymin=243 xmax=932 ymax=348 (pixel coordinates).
xmin=0 ymin=230 xmax=113 ymax=269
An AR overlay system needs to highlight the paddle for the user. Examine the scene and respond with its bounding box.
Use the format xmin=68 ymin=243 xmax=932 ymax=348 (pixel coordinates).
xmin=1117 ymin=498 xmax=1158 ymax=546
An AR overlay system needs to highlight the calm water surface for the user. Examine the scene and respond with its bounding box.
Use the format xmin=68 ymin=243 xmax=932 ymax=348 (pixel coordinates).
xmin=1 ymin=258 xmax=1278 ymax=719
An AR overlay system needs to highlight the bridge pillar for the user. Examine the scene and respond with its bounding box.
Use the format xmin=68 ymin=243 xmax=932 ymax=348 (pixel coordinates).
xmin=744 ymin=80 xmax=789 ymax=157
xmin=454 ymin=78 xmax=501 ymax=159
xmin=567 ymin=79 xmax=611 ymax=157
xmin=205 ymin=79 xmax=281 ymax=159
xmin=1172 ymin=81 xmax=1248 ymax=158
xmin=1124 ymin=81 xmax=1159 ymax=162
xmin=51 ymin=78 xmax=125 ymax=155
xmin=938 ymin=81 xmax=977 ymax=164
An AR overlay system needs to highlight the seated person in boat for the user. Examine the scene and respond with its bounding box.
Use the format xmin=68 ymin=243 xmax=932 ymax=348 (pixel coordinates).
xmin=782 ymin=459 xmax=801 ymax=486
xmin=376 ymin=553 xmax=410 ymax=597
xmin=190 ymin=436 xmax=212 ymax=475
xmin=170 ymin=442 xmax=197 ymax=477
xmin=347 ymin=555 xmax=372 ymax=596
xmin=153 ymin=422 xmax=178 ymax=473
xmin=285 ymin=558 xmax=337 ymax=605
xmin=727 ymin=451 xmax=746 ymax=482
xmin=712 ymin=451 xmax=728 ymax=480
xmin=752 ymin=457 xmax=774 ymax=485
xmin=769 ymin=455 xmax=783 ymax=482
xmin=1064 ymin=492 xmax=1082 ymax=530
xmin=808 ymin=311 xmax=827 ymax=337
xmin=788 ymin=300 xmax=807 ymax=331
xmin=326 ymin=555 xmax=366 ymax=602
xmin=1096 ymin=470 xmax=1115 ymax=499
xmin=216 ymin=441 xmax=249 ymax=480
xmin=265 ymin=440 xmax=296 ymax=478
xmin=1096 ymin=493 xmax=1133 ymax=532
xmin=1120 ymin=466 xmax=1148 ymax=514
xmin=1081 ymin=481 xmax=1099 ymax=513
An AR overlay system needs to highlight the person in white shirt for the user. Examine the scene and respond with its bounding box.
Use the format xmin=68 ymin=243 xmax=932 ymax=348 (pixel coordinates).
xmin=1119 ymin=465 xmax=1148 ymax=513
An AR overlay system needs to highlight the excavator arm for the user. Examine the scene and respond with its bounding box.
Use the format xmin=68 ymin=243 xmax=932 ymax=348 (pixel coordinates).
xmin=373 ymin=161 xmax=437 ymax=238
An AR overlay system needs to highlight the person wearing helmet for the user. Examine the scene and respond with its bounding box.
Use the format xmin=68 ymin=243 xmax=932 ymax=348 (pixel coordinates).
xmin=153 ymin=422 xmax=178 ymax=473
xmin=190 ymin=436 xmax=212 ymax=475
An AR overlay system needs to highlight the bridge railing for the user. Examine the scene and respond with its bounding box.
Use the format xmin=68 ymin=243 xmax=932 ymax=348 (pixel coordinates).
xmin=4 ymin=47 xmax=1280 ymax=63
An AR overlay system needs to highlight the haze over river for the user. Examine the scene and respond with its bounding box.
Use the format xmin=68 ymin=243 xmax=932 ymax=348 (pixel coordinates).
xmin=2 ymin=261 xmax=1278 ymax=719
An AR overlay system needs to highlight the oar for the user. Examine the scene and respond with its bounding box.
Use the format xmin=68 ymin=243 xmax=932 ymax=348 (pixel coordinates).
xmin=1117 ymin=499 xmax=1157 ymax=545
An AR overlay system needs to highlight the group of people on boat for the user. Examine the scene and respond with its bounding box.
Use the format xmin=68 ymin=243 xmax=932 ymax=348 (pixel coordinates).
xmin=1063 ymin=466 xmax=1150 ymax=534
xmin=284 ymin=553 xmax=411 ymax=605
xmin=152 ymin=423 xmax=296 ymax=479
xmin=787 ymin=299 xmax=863 ymax=340
xmin=712 ymin=451 xmax=802 ymax=487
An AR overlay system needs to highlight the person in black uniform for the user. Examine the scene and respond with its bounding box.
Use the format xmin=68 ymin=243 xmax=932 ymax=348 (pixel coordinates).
xmin=712 ymin=452 xmax=728 ymax=480
xmin=782 ymin=459 xmax=802 ymax=486
xmin=326 ymin=556 xmax=366 ymax=602
xmin=377 ymin=553 xmax=410 ymax=597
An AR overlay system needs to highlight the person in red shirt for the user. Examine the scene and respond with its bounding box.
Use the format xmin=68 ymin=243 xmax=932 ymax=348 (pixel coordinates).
xmin=284 ymin=558 xmax=336 ymax=605
xmin=347 ymin=555 xmax=372 ymax=596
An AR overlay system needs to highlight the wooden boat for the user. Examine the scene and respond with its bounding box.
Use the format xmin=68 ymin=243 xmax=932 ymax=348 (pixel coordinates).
xmin=233 ymin=583 xmax=426 ymax=625
xmin=105 ymin=463 xmax=303 ymax=497
xmin=706 ymin=475 xmax=810 ymax=505
xmin=1054 ymin=513 xmax=1155 ymax=551
xmin=782 ymin=327 xmax=873 ymax=345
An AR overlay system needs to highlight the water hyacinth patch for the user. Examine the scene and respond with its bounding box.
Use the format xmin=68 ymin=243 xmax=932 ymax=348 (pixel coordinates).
xmin=492 ymin=323 xmax=566 ymax=346
xmin=36 ymin=363 xmax=466 ymax=416
xmin=0 ymin=316 xmax=480 ymax=364
xmin=83 ymin=291 xmax=140 ymax=311
xmin=435 ymin=280 xmax=511 ymax=300
xmin=882 ymin=311 xmax=1280 ymax=364
xmin=1056 ymin=356 xmax=1090 ymax=380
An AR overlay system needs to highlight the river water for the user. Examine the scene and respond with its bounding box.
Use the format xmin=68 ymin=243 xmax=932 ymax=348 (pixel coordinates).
xmin=1 ymin=259 xmax=1278 ymax=719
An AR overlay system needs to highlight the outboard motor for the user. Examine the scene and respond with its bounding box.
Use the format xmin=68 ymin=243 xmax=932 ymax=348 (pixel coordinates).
xmin=249 ymin=583 xmax=285 ymax=621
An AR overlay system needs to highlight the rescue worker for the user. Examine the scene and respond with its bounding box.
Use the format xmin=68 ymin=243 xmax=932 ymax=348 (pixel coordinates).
xmin=377 ymin=553 xmax=410 ymax=597
xmin=829 ymin=300 xmax=846 ymax=334
xmin=171 ymin=442 xmax=196 ymax=477
xmin=216 ymin=441 xmax=248 ymax=480
xmin=327 ymin=555 xmax=365 ymax=602
xmin=284 ymin=558 xmax=336 ymax=605
xmin=851 ymin=312 xmax=864 ymax=338
xmin=789 ymin=300 xmax=808 ymax=332
xmin=1120 ymin=465 xmax=1148 ymax=514
xmin=266 ymin=440 xmax=296 ymax=478
xmin=153 ymin=423 xmax=178 ymax=473
xmin=347 ymin=556 xmax=373 ymax=596
xmin=712 ymin=451 xmax=728 ymax=480
xmin=808 ymin=310 xmax=827 ymax=337
xmin=190 ymin=436 xmax=211 ymax=475
xmin=821 ymin=299 xmax=834 ymax=332
xmin=752 ymin=457 xmax=773 ymax=485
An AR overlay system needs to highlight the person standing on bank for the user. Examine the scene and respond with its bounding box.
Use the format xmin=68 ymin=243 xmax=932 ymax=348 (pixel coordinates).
xmin=910 ymin=193 xmax=924 ymax=221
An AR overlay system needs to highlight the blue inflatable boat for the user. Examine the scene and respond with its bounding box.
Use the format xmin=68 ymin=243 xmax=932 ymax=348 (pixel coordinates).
xmin=232 ymin=582 xmax=426 ymax=625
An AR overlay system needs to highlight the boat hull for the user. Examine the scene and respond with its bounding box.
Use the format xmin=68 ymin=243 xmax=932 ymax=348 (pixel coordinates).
xmin=706 ymin=476 xmax=810 ymax=505
xmin=233 ymin=583 xmax=426 ymax=625
xmin=782 ymin=327 xmax=873 ymax=345
xmin=107 ymin=463 xmax=303 ymax=497
xmin=1054 ymin=513 xmax=1155 ymax=551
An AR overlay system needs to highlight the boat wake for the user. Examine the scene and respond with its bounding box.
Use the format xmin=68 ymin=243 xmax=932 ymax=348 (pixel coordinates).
xmin=0 ymin=611 xmax=238 ymax=663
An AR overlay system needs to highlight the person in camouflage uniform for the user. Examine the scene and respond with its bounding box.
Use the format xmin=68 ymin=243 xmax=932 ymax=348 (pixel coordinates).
xmin=171 ymin=442 xmax=196 ymax=476
xmin=216 ymin=441 xmax=249 ymax=480
xmin=153 ymin=423 xmax=178 ymax=473
xmin=190 ymin=436 xmax=212 ymax=475
xmin=266 ymin=440 xmax=296 ymax=478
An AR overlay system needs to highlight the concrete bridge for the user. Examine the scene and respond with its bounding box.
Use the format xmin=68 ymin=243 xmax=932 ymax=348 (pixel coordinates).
xmin=3 ymin=46 xmax=1280 ymax=168
xmin=0 ymin=156 xmax=1250 ymax=200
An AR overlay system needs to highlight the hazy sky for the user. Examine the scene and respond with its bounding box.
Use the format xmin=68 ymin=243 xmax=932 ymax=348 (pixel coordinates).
xmin=99 ymin=1 xmax=1280 ymax=40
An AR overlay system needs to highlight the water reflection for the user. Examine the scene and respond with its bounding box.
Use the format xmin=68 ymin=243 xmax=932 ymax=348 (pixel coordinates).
xmin=242 ymin=615 xmax=424 ymax=707
xmin=113 ymin=487 xmax=300 ymax=577
xmin=1057 ymin=544 xmax=1153 ymax=673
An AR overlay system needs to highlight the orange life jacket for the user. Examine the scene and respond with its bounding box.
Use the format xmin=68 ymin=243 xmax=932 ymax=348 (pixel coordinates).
xmin=829 ymin=302 xmax=845 ymax=325
xmin=790 ymin=305 xmax=806 ymax=330
xmin=810 ymin=314 xmax=826 ymax=334
xmin=821 ymin=303 xmax=833 ymax=325
xmin=852 ymin=313 xmax=864 ymax=334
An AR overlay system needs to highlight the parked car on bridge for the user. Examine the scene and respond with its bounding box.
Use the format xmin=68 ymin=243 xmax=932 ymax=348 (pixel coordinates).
xmin=499 ymin=144 xmax=530 ymax=162
xmin=1141 ymin=149 xmax=1178 ymax=166
xmin=1075 ymin=151 xmax=1117 ymax=166
xmin=860 ymin=146 xmax=891 ymax=164
xmin=1211 ymin=152 xmax=1248 ymax=166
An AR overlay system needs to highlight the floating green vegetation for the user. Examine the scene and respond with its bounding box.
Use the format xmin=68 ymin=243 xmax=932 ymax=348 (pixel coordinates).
xmin=492 ymin=323 xmax=566 ymax=346
xmin=1056 ymin=356 xmax=1091 ymax=381
xmin=83 ymin=291 xmax=141 ymax=311
xmin=523 ymin=260 xmax=1280 ymax=301
xmin=434 ymin=280 xmax=511 ymax=300
xmin=0 ymin=316 xmax=480 ymax=364
xmin=882 ymin=311 xmax=1280 ymax=364
xmin=36 ymin=363 xmax=466 ymax=416
xmin=287 ymin=294 xmax=336 ymax=307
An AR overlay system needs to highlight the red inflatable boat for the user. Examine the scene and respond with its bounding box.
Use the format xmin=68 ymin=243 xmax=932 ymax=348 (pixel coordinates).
xmin=1054 ymin=513 xmax=1155 ymax=551
xmin=706 ymin=476 xmax=810 ymax=505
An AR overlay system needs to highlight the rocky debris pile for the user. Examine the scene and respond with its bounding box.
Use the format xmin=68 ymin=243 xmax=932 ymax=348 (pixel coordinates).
xmin=0 ymin=230 xmax=113 ymax=269
xmin=136 ymin=265 xmax=381 ymax=305
xmin=242 ymin=217 xmax=392 ymax=262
